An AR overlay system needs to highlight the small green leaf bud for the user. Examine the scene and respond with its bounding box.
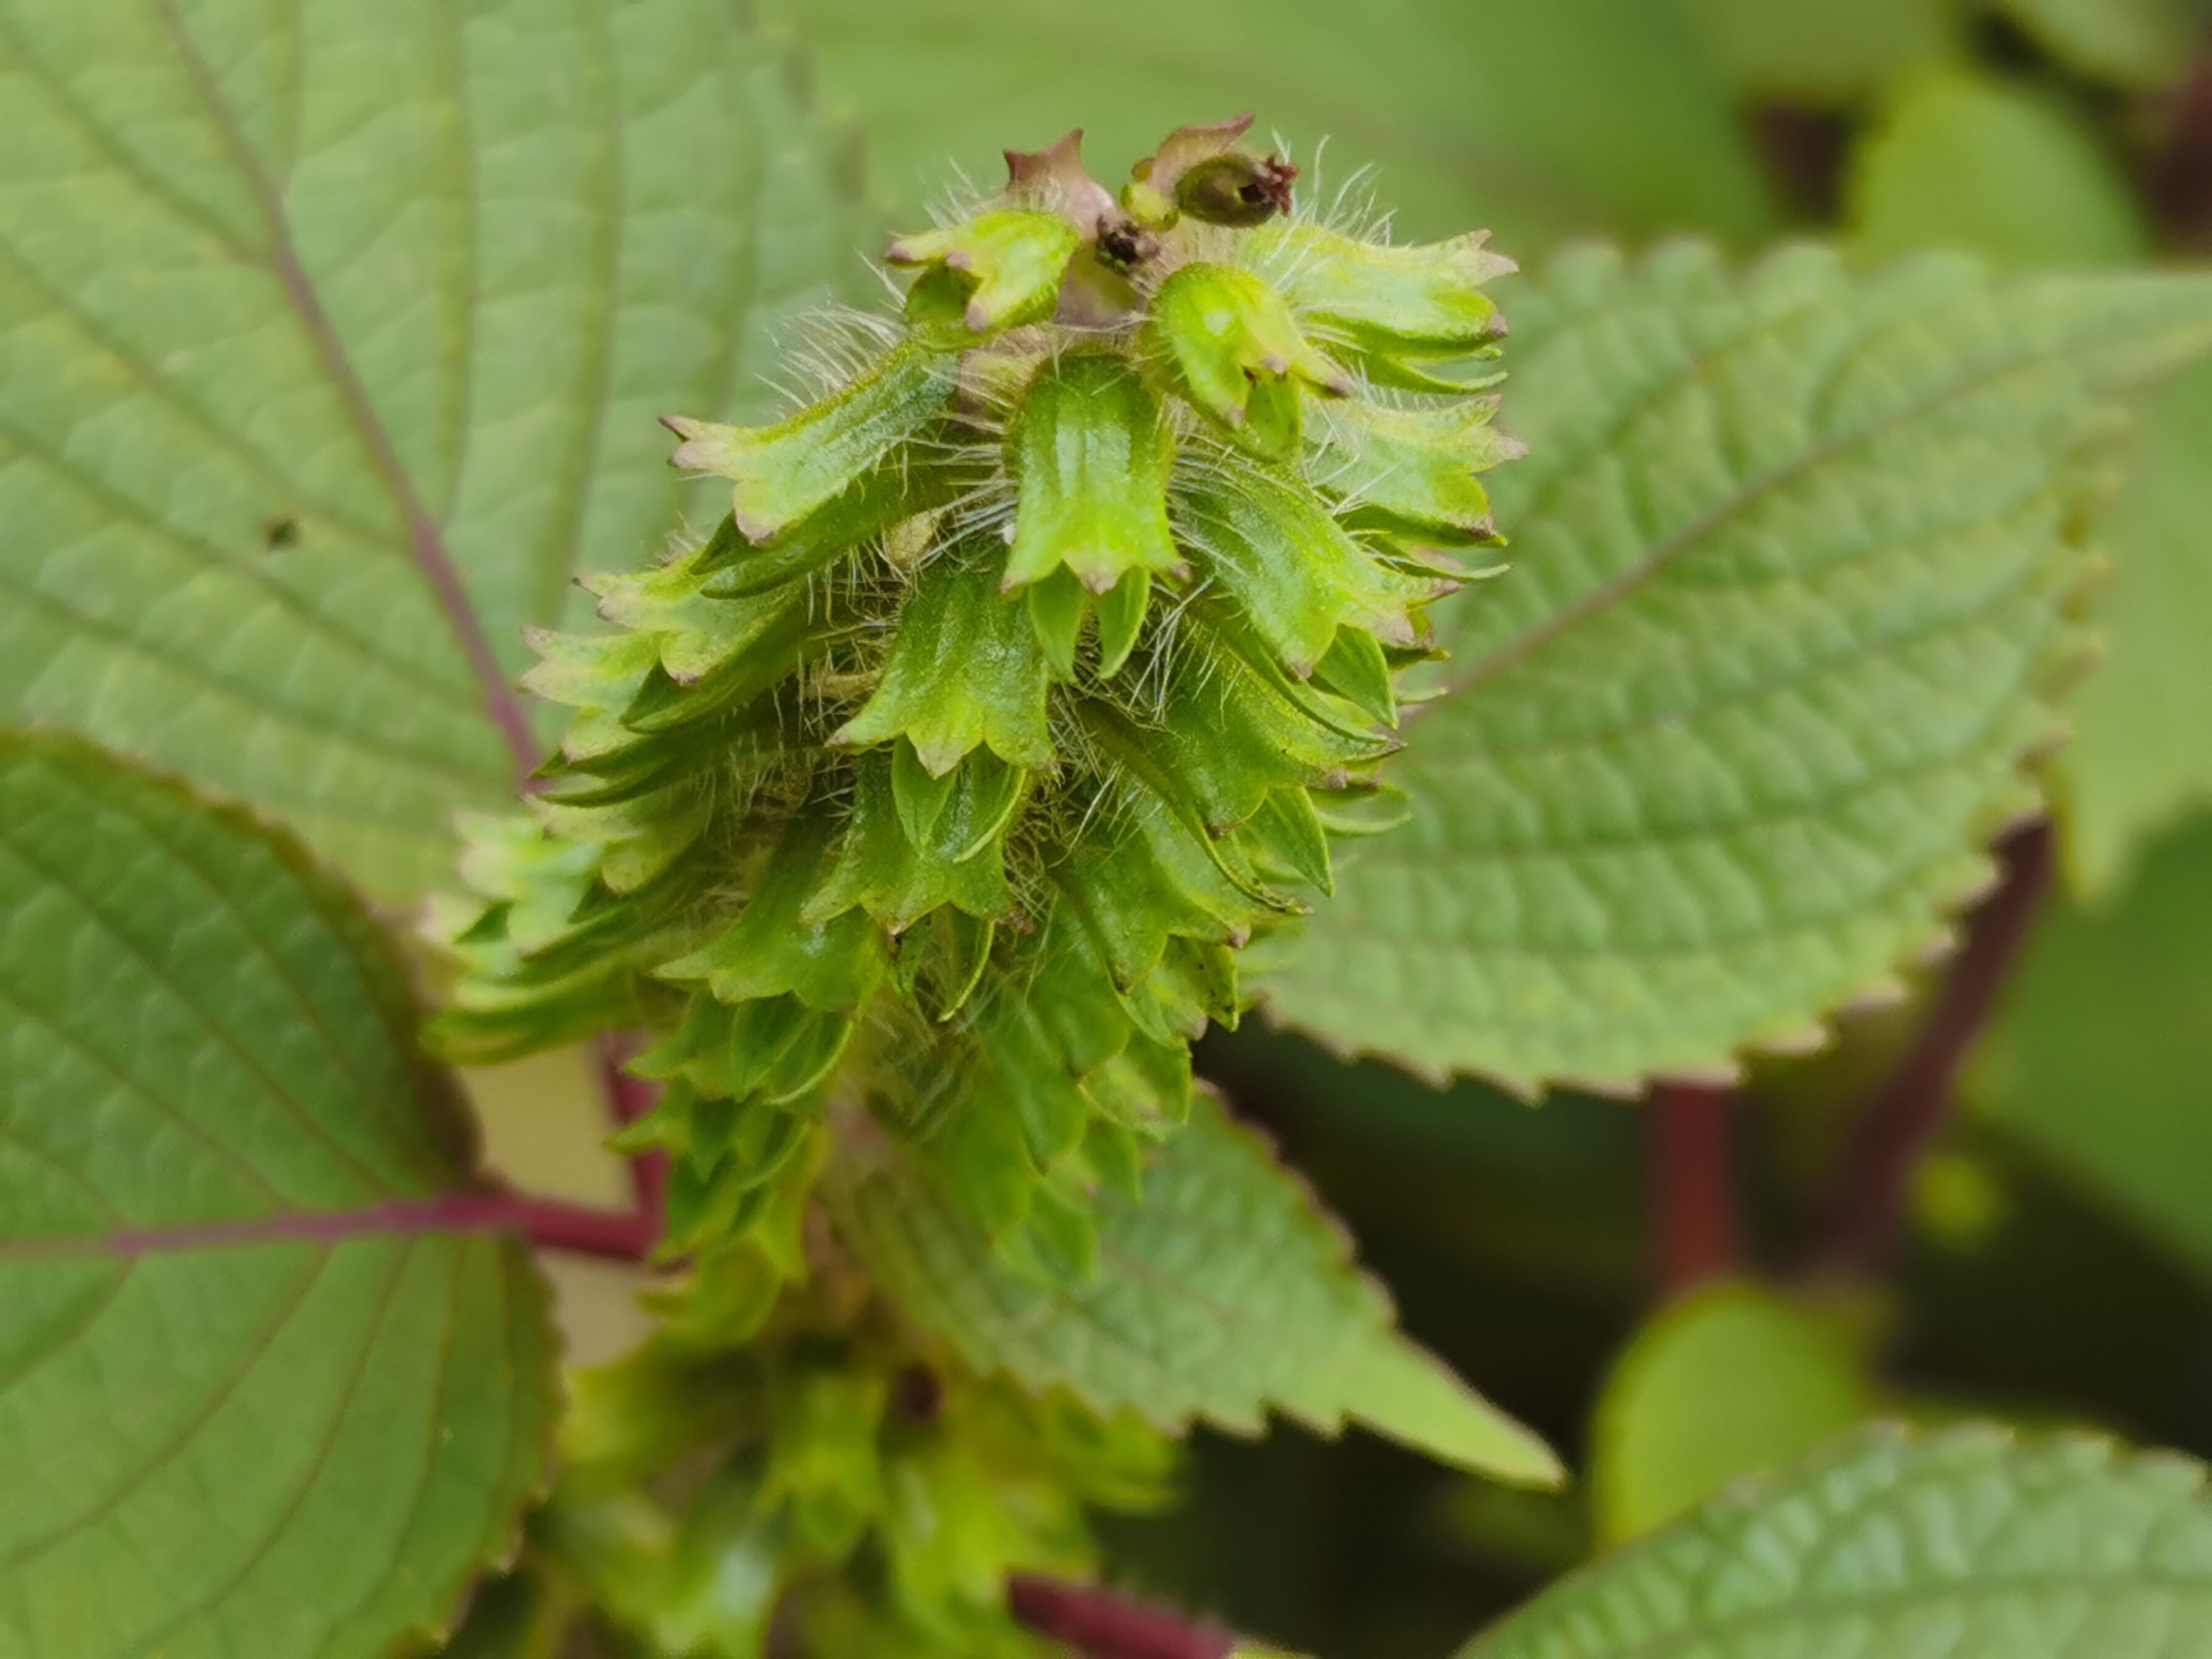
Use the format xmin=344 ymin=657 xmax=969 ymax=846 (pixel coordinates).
xmin=831 ymin=544 xmax=1054 ymax=776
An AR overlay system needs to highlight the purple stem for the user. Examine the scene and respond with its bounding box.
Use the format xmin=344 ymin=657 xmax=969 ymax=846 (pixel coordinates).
xmin=1006 ymin=1575 xmax=1239 ymax=1659
xmin=1812 ymin=820 xmax=2055 ymax=1277
xmin=600 ymin=1033 xmax=668 ymax=1241
xmin=1651 ymin=1083 xmax=1740 ymax=1295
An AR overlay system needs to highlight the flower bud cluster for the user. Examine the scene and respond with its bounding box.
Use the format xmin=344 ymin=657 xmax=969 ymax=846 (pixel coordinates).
xmin=435 ymin=116 xmax=1521 ymax=1283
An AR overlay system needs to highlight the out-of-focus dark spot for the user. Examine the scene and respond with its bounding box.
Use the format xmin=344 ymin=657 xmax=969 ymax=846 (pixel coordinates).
xmin=893 ymin=1362 xmax=943 ymax=1424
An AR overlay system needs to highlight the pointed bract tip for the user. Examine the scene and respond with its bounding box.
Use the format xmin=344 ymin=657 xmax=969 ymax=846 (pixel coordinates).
xmin=1003 ymin=128 xmax=1115 ymax=234
xmin=1139 ymin=114 xmax=1257 ymax=183
xmin=730 ymin=502 xmax=776 ymax=545
xmin=1005 ymin=128 xmax=1085 ymax=189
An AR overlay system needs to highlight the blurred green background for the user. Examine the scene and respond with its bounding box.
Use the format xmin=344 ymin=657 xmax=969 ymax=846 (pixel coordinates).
xmin=479 ymin=1 xmax=2212 ymax=1651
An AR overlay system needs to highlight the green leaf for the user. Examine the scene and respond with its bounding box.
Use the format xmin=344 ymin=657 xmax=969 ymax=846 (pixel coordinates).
xmin=1843 ymin=68 xmax=2192 ymax=898
xmin=823 ymin=1094 xmax=1562 ymax=1487
xmin=1681 ymin=0 xmax=1961 ymax=102
xmin=1998 ymin=0 xmax=2197 ymax=88
xmin=0 ymin=0 xmax=866 ymax=899
xmin=0 ymin=731 xmax=557 ymax=1657
xmin=1851 ymin=72 xmax=2149 ymax=271
xmin=760 ymin=0 xmax=1776 ymax=253
xmin=2056 ymin=359 xmax=2212 ymax=894
xmin=1589 ymin=1281 xmax=1870 ymax=1545
xmin=1459 ymin=1426 xmax=2212 ymax=1658
xmin=1265 ymin=243 xmax=2212 ymax=1092
xmin=1974 ymin=816 xmax=2212 ymax=1280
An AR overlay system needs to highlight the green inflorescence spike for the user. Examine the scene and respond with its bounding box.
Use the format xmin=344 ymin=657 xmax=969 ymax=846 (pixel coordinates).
xmin=434 ymin=118 xmax=1520 ymax=1298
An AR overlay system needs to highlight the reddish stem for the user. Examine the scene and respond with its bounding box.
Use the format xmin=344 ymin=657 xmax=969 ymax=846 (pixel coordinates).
xmin=1813 ymin=820 xmax=2055 ymax=1277
xmin=1006 ymin=1575 xmax=1237 ymax=1659
xmin=1651 ymin=1083 xmax=1740 ymax=1295
xmin=598 ymin=1033 xmax=667 ymax=1241
xmin=501 ymin=1192 xmax=661 ymax=1261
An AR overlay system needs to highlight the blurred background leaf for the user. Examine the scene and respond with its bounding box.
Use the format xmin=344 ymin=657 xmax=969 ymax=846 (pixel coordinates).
xmin=1849 ymin=71 xmax=2151 ymax=267
xmin=1682 ymin=0 xmax=1961 ymax=103
xmin=1461 ymin=1427 xmax=2212 ymax=1659
xmin=758 ymin=0 xmax=1778 ymax=254
xmin=1974 ymin=816 xmax=2212 ymax=1279
xmin=2057 ymin=363 xmax=2212 ymax=892
xmin=1998 ymin=0 xmax=2200 ymax=88
xmin=1587 ymin=1282 xmax=1871 ymax=1545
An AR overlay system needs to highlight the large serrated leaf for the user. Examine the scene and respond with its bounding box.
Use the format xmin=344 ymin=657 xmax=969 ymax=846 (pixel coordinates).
xmin=823 ymin=1094 xmax=1561 ymax=1488
xmin=1264 ymin=243 xmax=2212 ymax=1094
xmin=0 ymin=0 xmax=867 ymax=899
xmin=1459 ymin=1426 xmax=2212 ymax=1658
xmin=0 ymin=731 xmax=558 ymax=1659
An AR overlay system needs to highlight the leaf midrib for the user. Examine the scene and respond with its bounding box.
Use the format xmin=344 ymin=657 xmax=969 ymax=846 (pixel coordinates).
xmin=1439 ymin=285 xmax=2134 ymax=704
xmin=0 ymin=1195 xmax=543 ymax=1260
xmin=150 ymin=0 xmax=536 ymax=778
